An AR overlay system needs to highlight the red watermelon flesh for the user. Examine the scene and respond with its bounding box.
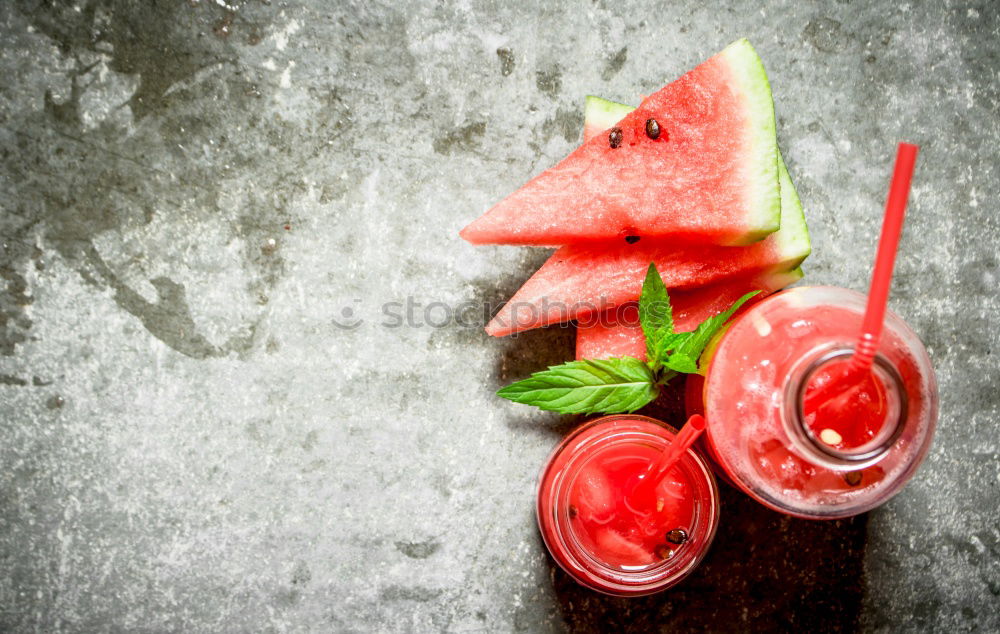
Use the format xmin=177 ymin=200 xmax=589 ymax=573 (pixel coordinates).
xmin=575 ymin=268 xmax=804 ymax=360
xmin=460 ymin=39 xmax=781 ymax=247
xmin=484 ymin=214 xmax=809 ymax=337
xmin=483 ymin=90 xmax=810 ymax=338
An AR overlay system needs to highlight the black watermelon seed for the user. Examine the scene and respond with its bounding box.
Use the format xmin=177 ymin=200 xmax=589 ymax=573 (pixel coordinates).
xmin=624 ymin=235 xmax=640 ymax=244
xmin=843 ymin=471 xmax=863 ymax=487
xmin=645 ymin=118 xmax=660 ymax=140
xmin=609 ymin=127 xmax=623 ymax=149
xmin=568 ymin=504 xmax=578 ymax=518
xmin=666 ymin=529 xmax=688 ymax=545
xmin=654 ymin=544 xmax=674 ymax=560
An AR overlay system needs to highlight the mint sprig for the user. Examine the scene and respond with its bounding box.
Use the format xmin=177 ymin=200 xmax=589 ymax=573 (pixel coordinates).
xmin=497 ymin=263 xmax=760 ymax=414
xmin=496 ymin=358 xmax=658 ymax=414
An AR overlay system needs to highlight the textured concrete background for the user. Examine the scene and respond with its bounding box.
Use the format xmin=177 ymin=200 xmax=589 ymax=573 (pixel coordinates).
xmin=0 ymin=0 xmax=997 ymax=631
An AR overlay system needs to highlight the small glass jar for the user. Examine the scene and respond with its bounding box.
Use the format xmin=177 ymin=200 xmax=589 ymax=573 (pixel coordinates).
xmin=536 ymin=415 xmax=720 ymax=596
xmin=701 ymin=286 xmax=938 ymax=519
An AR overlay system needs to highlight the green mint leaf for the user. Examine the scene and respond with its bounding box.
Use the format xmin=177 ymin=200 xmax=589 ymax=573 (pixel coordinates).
xmin=664 ymin=353 xmax=699 ymax=374
xmin=673 ymin=291 xmax=761 ymax=372
xmin=638 ymin=263 xmax=674 ymax=369
xmin=649 ymin=332 xmax=690 ymax=369
xmin=496 ymin=357 xmax=659 ymax=414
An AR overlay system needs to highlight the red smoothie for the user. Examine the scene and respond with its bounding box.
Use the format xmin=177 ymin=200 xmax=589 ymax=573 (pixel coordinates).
xmin=699 ymin=286 xmax=937 ymax=519
xmin=537 ymin=416 xmax=718 ymax=595
xmin=568 ymin=442 xmax=695 ymax=568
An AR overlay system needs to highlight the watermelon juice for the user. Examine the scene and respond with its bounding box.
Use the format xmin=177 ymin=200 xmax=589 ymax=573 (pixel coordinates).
xmin=699 ymin=286 xmax=937 ymax=519
xmin=537 ymin=415 xmax=719 ymax=595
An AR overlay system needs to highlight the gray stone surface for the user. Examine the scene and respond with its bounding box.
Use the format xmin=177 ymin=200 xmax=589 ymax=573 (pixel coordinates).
xmin=0 ymin=0 xmax=997 ymax=631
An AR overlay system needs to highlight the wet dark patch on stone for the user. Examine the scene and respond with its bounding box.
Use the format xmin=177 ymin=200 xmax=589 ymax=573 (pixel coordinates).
xmin=379 ymin=584 xmax=443 ymax=602
xmin=0 ymin=253 xmax=34 ymax=357
xmin=43 ymin=83 xmax=82 ymax=127
xmin=340 ymin=369 xmax=428 ymax=413
xmin=291 ymin=561 xmax=311 ymax=586
xmin=496 ymin=47 xmax=515 ymax=76
xmin=426 ymin=321 xmax=486 ymax=349
xmin=803 ymin=17 xmax=852 ymax=53
xmin=79 ymin=246 xmax=249 ymax=359
xmin=956 ymin=256 xmax=997 ymax=295
xmin=236 ymin=197 xmax=291 ymax=308
xmin=973 ymin=377 xmax=1000 ymax=410
xmin=245 ymin=25 xmax=263 ymax=46
xmin=912 ymin=597 xmax=942 ymax=625
xmin=986 ymin=577 xmax=1000 ymax=597
xmin=20 ymin=0 xmax=241 ymax=120
xmin=301 ymin=430 xmax=319 ymax=451
xmin=535 ymin=65 xmax=562 ymax=98
xmin=601 ymin=46 xmax=627 ymax=80
xmin=395 ymin=539 xmax=441 ymax=559
xmin=541 ymin=108 xmax=581 ymax=144
xmin=430 ymin=472 xmax=453 ymax=499
xmin=432 ymin=121 xmax=487 ymax=155
xmin=0 ymin=1 xmax=306 ymax=361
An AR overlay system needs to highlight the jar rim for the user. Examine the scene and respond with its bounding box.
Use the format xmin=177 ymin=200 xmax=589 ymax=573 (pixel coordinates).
xmin=784 ymin=345 xmax=909 ymax=467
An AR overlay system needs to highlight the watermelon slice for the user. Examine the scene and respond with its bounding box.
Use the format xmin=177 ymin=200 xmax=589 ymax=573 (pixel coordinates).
xmin=575 ymin=268 xmax=804 ymax=360
xmin=574 ymin=96 xmax=808 ymax=359
xmin=485 ymin=202 xmax=809 ymax=336
xmin=460 ymin=39 xmax=780 ymax=247
xmin=483 ymin=94 xmax=810 ymax=338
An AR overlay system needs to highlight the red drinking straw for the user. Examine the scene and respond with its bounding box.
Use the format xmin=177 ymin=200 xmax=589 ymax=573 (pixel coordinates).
xmin=805 ymin=142 xmax=919 ymax=410
xmin=850 ymin=142 xmax=920 ymax=372
xmin=629 ymin=415 xmax=706 ymax=506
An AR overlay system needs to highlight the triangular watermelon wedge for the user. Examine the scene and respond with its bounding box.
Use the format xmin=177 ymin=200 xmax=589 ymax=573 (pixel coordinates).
xmin=483 ymin=95 xmax=810 ymax=338
xmin=461 ymin=39 xmax=781 ymax=247
xmin=575 ymin=268 xmax=804 ymax=360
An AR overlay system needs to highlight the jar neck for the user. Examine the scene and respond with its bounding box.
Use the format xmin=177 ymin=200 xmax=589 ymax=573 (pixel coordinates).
xmin=781 ymin=345 xmax=908 ymax=470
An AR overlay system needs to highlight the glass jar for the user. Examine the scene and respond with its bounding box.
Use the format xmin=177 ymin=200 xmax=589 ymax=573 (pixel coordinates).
xmin=701 ymin=286 xmax=938 ymax=519
xmin=536 ymin=415 xmax=720 ymax=596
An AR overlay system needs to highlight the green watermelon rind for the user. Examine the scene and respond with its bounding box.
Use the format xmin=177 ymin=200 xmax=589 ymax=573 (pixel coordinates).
xmin=583 ymin=95 xmax=634 ymax=131
xmin=583 ymin=95 xmax=811 ymax=269
xmin=719 ymin=39 xmax=781 ymax=245
xmin=774 ymin=161 xmax=811 ymax=268
xmin=770 ymin=265 xmax=805 ymax=287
